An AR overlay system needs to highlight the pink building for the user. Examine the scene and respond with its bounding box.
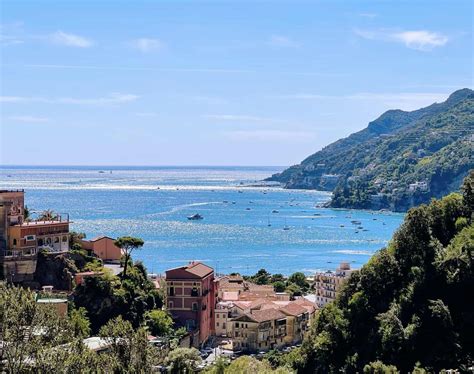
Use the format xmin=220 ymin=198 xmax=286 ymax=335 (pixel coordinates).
xmin=165 ymin=261 xmax=215 ymax=346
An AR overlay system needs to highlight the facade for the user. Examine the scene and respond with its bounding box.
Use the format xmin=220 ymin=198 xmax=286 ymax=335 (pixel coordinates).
xmin=0 ymin=190 xmax=70 ymax=282
xmin=81 ymin=236 xmax=122 ymax=262
xmin=165 ymin=261 xmax=215 ymax=346
xmin=314 ymin=262 xmax=357 ymax=307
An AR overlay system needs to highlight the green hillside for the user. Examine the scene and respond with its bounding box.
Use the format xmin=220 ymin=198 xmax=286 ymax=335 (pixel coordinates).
xmin=292 ymin=172 xmax=474 ymax=373
xmin=267 ymin=88 xmax=474 ymax=211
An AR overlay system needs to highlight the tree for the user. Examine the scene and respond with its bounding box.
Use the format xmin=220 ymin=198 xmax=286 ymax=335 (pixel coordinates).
xmin=165 ymin=347 xmax=201 ymax=373
xmin=114 ymin=236 xmax=144 ymax=278
xmin=0 ymin=283 xmax=75 ymax=373
xmin=99 ymin=316 xmax=157 ymax=373
xmin=363 ymin=361 xmax=399 ymax=374
xmin=69 ymin=307 xmax=91 ymax=338
xmin=288 ymin=272 xmax=309 ymax=291
xmin=273 ymin=281 xmax=286 ymax=293
xmin=145 ymin=309 xmax=174 ymax=336
xmin=37 ymin=209 xmax=57 ymax=221
xmin=252 ymin=268 xmax=271 ymax=285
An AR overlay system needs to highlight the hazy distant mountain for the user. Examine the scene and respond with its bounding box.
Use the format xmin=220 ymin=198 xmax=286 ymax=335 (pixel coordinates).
xmin=267 ymin=88 xmax=474 ymax=211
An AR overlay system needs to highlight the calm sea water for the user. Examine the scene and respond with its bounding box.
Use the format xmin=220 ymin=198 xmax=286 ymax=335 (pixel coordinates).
xmin=0 ymin=166 xmax=404 ymax=276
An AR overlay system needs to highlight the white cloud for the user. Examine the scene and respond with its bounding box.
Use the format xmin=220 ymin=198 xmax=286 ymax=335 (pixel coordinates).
xmin=224 ymin=130 xmax=315 ymax=142
xmin=0 ymin=92 xmax=139 ymax=105
xmin=50 ymin=31 xmax=93 ymax=48
xmin=354 ymin=28 xmax=448 ymax=51
xmin=8 ymin=115 xmax=49 ymax=122
xmin=392 ymin=31 xmax=448 ymax=51
xmin=268 ymin=35 xmax=300 ymax=48
xmin=0 ymin=35 xmax=24 ymax=46
xmin=130 ymin=38 xmax=164 ymax=52
xmin=205 ymin=114 xmax=278 ymax=122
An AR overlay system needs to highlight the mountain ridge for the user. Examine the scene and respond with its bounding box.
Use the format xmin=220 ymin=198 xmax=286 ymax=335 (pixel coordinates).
xmin=267 ymin=88 xmax=474 ymax=211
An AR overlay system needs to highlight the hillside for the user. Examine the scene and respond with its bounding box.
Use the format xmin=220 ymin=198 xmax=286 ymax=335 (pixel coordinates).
xmin=293 ymin=172 xmax=474 ymax=372
xmin=267 ymin=88 xmax=474 ymax=211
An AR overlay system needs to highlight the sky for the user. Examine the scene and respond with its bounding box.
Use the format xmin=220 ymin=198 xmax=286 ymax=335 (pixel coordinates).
xmin=0 ymin=0 xmax=472 ymax=166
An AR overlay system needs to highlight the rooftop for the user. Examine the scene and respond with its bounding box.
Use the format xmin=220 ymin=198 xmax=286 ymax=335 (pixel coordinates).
xmin=166 ymin=261 xmax=214 ymax=279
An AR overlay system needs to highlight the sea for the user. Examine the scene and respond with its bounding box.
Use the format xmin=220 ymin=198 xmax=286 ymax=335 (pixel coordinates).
xmin=0 ymin=166 xmax=404 ymax=276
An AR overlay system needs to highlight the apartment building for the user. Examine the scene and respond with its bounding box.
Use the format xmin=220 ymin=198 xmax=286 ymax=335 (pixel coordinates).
xmin=314 ymin=262 xmax=357 ymax=307
xmin=0 ymin=190 xmax=70 ymax=282
xmin=165 ymin=261 xmax=215 ymax=346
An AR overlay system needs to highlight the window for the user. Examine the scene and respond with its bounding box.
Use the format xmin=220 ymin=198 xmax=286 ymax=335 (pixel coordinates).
xmin=169 ymin=287 xmax=175 ymax=296
xmin=12 ymin=239 xmax=17 ymax=246
xmin=192 ymin=302 xmax=198 ymax=311
xmin=235 ymin=323 xmax=239 ymax=328
xmin=168 ymin=301 xmax=174 ymax=309
xmin=54 ymin=237 xmax=60 ymax=243
xmin=216 ymin=322 xmax=219 ymax=327
xmin=223 ymin=323 xmax=226 ymax=329
xmin=62 ymin=236 xmax=67 ymax=242
xmin=191 ymin=287 xmax=199 ymax=296
xmin=26 ymin=235 xmax=35 ymax=241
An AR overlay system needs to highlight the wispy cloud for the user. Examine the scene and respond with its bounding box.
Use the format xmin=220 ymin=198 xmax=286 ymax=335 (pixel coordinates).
xmin=50 ymin=30 xmax=94 ymax=48
xmin=268 ymin=35 xmax=300 ymax=48
xmin=135 ymin=112 xmax=158 ymax=117
xmin=275 ymin=92 xmax=451 ymax=111
xmin=0 ymin=92 xmax=139 ymax=105
xmin=358 ymin=12 xmax=377 ymax=18
xmin=224 ymin=130 xmax=315 ymax=142
xmin=129 ymin=38 xmax=164 ymax=52
xmin=0 ymin=35 xmax=24 ymax=46
xmin=205 ymin=114 xmax=279 ymax=123
xmin=354 ymin=28 xmax=448 ymax=51
xmin=8 ymin=115 xmax=49 ymax=123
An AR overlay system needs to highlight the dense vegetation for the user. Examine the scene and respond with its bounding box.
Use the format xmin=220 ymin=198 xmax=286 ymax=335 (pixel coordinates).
xmin=268 ymin=88 xmax=473 ymax=211
xmin=287 ymin=171 xmax=474 ymax=372
xmin=243 ymin=269 xmax=311 ymax=297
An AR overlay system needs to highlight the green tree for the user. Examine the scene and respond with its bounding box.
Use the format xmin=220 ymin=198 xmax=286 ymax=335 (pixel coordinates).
xmin=165 ymin=347 xmax=202 ymax=374
xmin=363 ymin=361 xmax=399 ymax=374
xmin=288 ymin=272 xmax=309 ymax=292
xmin=69 ymin=306 xmax=91 ymax=338
xmin=114 ymin=236 xmax=144 ymax=278
xmin=273 ymin=280 xmax=286 ymax=293
xmin=145 ymin=309 xmax=174 ymax=336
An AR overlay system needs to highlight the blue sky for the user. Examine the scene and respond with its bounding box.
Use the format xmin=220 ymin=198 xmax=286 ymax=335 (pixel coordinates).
xmin=1 ymin=0 xmax=472 ymax=166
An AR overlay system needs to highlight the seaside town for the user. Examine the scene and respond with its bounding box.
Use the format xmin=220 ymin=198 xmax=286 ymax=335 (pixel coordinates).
xmin=0 ymin=189 xmax=356 ymax=370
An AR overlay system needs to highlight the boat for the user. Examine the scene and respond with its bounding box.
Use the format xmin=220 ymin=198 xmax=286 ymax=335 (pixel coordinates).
xmin=187 ymin=214 xmax=203 ymax=220
xmin=246 ymin=208 xmax=251 ymax=211
xmin=98 ymin=170 xmax=106 ymax=174
xmin=351 ymin=220 xmax=362 ymax=225
xmin=223 ymin=200 xmax=228 ymax=203
xmin=232 ymin=201 xmax=236 ymax=204
xmin=283 ymin=226 xmax=290 ymax=231
xmin=272 ymin=210 xmax=279 ymax=213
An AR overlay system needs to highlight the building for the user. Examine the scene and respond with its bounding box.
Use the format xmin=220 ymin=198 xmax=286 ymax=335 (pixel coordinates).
xmin=408 ymin=181 xmax=429 ymax=192
xmin=314 ymin=262 xmax=357 ymax=307
xmin=0 ymin=190 xmax=70 ymax=283
xmin=228 ymin=298 xmax=316 ymax=352
xmin=165 ymin=261 xmax=215 ymax=346
xmin=80 ymin=236 xmax=122 ymax=262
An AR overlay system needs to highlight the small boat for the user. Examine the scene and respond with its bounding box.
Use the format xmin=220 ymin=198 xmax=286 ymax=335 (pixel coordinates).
xmin=246 ymin=208 xmax=251 ymax=211
xmin=232 ymin=201 xmax=236 ymax=204
xmin=313 ymin=213 xmax=321 ymax=216
xmin=7 ymin=174 xmax=12 ymax=177
xmin=223 ymin=200 xmax=228 ymax=203
xmin=187 ymin=214 xmax=203 ymax=220
xmin=351 ymin=220 xmax=362 ymax=225
xmin=98 ymin=170 xmax=106 ymax=174
xmin=283 ymin=226 xmax=290 ymax=231
xmin=358 ymin=226 xmax=364 ymax=229
xmin=238 ymin=190 xmax=243 ymax=193
xmin=272 ymin=210 xmax=279 ymax=213
xmin=340 ymin=225 xmax=345 ymax=227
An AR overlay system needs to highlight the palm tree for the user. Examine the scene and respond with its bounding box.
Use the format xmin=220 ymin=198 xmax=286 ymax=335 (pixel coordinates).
xmin=38 ymin=209 xmax=57 ymax=221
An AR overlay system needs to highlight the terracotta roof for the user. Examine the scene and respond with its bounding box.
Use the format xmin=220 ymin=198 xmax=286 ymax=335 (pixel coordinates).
xmin=166 ymin=261 xmax=214 ymax=278
xmin=280 ymin=302 xmax=307 ymax=316
xmin=293 ymin=298 xmax=317 ymax=312
xmin=222 ymin=291 xmax=239 ymax=301
xmin=249 ymin=308 xmax=286 ymax=323
xmin=89 ymin=236 xmax=116 ymax=242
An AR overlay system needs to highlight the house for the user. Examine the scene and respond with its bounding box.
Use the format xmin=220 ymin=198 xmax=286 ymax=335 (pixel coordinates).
xmin=230 ymin=308 xmax=287 ymax=352
xmin=0 ymin=190 xmax=70 ymax=283
xmin=314 ymin=262 xmax=357 ymax=307
xmin=80 ymin=236 xmax=122 ymax=262
xmin=408 ymin=181 xmax=429 ymax=192
xmin=165 ymin=261 xmax=215 ymax=346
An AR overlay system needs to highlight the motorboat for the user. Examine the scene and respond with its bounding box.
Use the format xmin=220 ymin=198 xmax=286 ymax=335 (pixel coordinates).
xmin=187 ymin=213 xmax=203 ymax=220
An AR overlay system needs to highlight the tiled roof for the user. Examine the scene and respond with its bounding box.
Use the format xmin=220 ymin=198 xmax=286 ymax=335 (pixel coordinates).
xmin=249 ymin=308 xmax=286 ymax=323
xmin=280 ymin=302 xmax=307 ymax=316
xmin=166 ymin=261 xmax=214 ymax=278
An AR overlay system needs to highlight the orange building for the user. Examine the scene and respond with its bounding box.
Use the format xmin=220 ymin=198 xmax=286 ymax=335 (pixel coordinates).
xmin=165 ymin=261 xmax=215 ymax=346
xmin=0 ymin=190 xmax=70 ymax=283
xmin=80 ymin=236 xmax=122 ymax=262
